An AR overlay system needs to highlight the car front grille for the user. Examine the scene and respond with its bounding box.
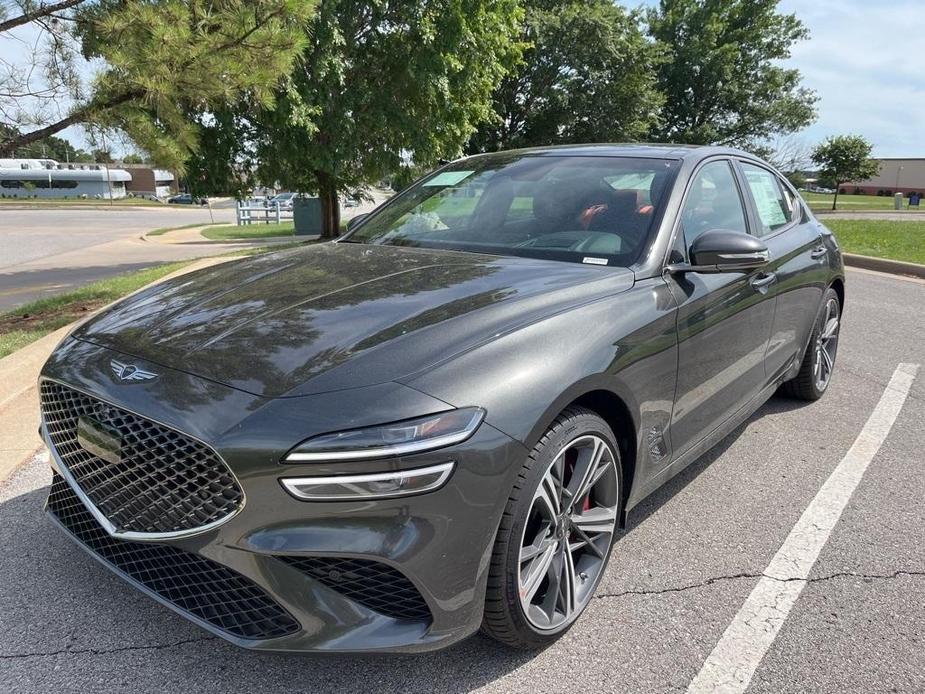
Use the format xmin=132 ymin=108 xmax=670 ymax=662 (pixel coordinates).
xmin=40 ymin=380 xmax=243 ymax=535
xmin=47 ymin=474 xmax=299 ymax=640
xmin=279 ymin=556 xmax=432 ymax=622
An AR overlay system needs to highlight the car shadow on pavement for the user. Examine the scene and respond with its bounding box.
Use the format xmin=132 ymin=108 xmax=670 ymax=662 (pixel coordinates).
xmin=0 ymin=394 xmax=811 ymax=692
xmin=623 ymin=393 xmax=814 ymax=535
xmin=0 ymin=482 xmax=536 ymax=692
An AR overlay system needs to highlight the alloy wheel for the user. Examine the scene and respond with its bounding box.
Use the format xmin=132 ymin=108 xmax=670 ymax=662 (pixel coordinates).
xmin=814 ymin=297 xmax=840 ymax=391
xmin=517 ymin=434 xmax=619 ymax=631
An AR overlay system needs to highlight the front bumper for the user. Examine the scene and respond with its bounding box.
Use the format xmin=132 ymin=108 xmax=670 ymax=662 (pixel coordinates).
xmin=40 ymin=339 xmax=528 ymax=653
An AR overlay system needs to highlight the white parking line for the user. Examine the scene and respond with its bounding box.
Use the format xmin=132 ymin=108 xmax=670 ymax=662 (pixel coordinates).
xmin=687 ymin=362 xmax=920 ymax=694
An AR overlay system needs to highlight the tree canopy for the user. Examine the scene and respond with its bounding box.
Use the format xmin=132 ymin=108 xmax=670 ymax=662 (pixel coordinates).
xmin=811 ymin=135 xmax=880 ymax=210
xmin=647 ymin=0 xmax=817 ymax=148
xmin=466 ymin=0 xmax=663 ymax=153
xmin=188 ymin=0 xmax=524 ymax=237
xmin=1 ymin=0 xmax=313 ymax=167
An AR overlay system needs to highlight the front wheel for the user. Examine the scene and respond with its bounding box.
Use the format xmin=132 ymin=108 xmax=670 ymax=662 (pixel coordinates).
xmin=482 ymin=407 xmax=622 ymax=649
xmin=782 ymin=287 xmax=841 ymax=400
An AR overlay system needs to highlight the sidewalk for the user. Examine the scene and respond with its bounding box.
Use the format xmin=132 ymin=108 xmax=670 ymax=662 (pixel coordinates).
xmin=0 ymin=256 xmax=234 ymax=484
xmin=142 ymin=224 xmax=301 ymax=246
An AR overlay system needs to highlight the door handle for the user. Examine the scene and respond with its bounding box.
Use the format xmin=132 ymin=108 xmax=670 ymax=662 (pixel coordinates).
xmin=810 ymin=246 xmax=828 ymax=260
xmin=750 ymin=272 xmax=777 ymax=293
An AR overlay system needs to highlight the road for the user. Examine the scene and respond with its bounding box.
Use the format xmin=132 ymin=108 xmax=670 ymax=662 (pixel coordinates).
xmin=0 ymin=267 xmax=923 ymax=693
xmin=0 ymin=196 xmax=383 ymax=312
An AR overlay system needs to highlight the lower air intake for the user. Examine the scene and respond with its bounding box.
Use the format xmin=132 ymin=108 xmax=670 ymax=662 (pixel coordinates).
xmin=47 ymin=474 xmax=299 ymax=640
xmin=279 ymin=556 xmax=432 ymax=622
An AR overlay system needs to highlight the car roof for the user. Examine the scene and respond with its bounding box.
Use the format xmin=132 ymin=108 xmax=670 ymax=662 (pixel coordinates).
xmin=461 ymin=143 xmax=757 ymax=163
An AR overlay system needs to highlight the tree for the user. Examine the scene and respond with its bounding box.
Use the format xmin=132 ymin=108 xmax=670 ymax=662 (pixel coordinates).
xmin=1 ymin=1 xmax=313 ymax=168
xmin=648 ymin=0 xmax=817 ymax=148
xmin=466 ymin=0 xmax=662 ymax=152
xmin=122 ymin=153 xmax=145 ymax=164
xmin=190 ymin=0 xmax=523 ymax=237
xmin=0 ymin=125 xmax=92 ymax=161
xmin=811 ymin=135 xmax=880 ymax=210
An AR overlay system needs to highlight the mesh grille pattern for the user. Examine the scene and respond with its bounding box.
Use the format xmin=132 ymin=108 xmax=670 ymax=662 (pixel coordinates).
xmin=280 ymin=556 xmax=431 ymax=622
xmin=47 ymin=474 xmax=299 ymax=640
xmin=40 ymin=380 xmax=243 ymax=534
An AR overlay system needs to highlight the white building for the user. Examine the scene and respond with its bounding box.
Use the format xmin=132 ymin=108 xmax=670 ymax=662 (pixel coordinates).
xmin=0 ymin=158 xmax=132 ymax=199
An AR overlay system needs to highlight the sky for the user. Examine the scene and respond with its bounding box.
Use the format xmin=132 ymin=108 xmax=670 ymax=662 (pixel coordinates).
xmin=1 ymin=1 xmax=923 ymax=158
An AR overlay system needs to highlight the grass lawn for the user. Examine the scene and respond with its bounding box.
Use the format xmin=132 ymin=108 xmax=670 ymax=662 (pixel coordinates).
xmin=200 ymin=220 xmax=349 ymax=240
xmin=802 ymin=191 xmax=925 ymax=212
xmin=0 ymin=261 xmax=193 ymax=359
xmin=201 ymin=221 xmax=295 ymax=240
xmin=826 ymin=219 xmax=925 ymax=265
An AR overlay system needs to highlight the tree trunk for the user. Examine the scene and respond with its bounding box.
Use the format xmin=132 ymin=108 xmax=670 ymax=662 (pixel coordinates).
xmin=316 ymin=172 xmax=341 ymax=239
xmin=832 ymin=183 xmax=839 ymax=211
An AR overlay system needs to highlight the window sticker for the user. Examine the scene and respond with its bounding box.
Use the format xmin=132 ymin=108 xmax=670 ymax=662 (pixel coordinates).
xmin=422 ymin=170 xmax=475 ymax=187
xmin=582 ymin=257 xmax=609 ymax=265
xmin=745 ymin=170 xmax=788 ymax=227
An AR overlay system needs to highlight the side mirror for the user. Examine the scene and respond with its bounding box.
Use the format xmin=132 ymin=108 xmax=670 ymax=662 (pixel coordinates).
xmin=346 ymin=213 xmax=369 ymax=233
xmin=670 ymin=230 xmax=769 ymax=274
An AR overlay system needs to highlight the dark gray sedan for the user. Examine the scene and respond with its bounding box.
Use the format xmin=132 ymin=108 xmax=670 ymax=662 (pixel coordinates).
xmin=40 ymin=144 xmax=844 ymax=652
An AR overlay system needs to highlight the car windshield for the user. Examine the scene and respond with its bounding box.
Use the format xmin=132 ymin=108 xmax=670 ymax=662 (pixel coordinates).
xmin=342 ymin=154 xmax=679 ymax=266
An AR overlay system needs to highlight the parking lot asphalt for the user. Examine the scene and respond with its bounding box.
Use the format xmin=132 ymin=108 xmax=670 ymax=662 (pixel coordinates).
xmin=0 ymin=206 xmax=238 ymax=311
xmin=0 ymin=267 xmax=922 ymax=693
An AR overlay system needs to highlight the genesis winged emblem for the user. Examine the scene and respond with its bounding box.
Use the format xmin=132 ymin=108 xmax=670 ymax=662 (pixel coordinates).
xmin=110 ymin=359 xmax=157 ymax=383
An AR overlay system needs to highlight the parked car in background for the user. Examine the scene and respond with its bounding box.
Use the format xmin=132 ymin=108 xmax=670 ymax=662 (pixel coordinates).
xmin=39 ymin=144 xmax=843 ymax=654
xmin=267 ymin=192 xmax=297 ymax=209
xmin=167 ymin=193 xmax=207 ymax=205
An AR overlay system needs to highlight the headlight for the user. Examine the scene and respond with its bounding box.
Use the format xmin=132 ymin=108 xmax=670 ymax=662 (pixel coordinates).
xmin=281 ymin=462 xmax=455 ymax=500
xmin=283 ymin=407 xmax=485 ymax=462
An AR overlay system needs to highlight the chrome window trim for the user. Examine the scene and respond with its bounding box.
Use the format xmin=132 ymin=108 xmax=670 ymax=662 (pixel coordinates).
xmin=280 ymin=461 xmax=456 ymax=501
xmin=39 ymin=376 xmax=246 ymax=542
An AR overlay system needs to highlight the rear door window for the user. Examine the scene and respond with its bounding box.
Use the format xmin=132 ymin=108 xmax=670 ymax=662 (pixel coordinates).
xmin=740 ymin=162 xmax=794 ymax=236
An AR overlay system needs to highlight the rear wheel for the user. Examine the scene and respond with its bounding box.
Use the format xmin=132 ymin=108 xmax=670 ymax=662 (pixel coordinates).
xmin=782 ymin=287 xmax=841 ymax=400
xmin=482 ymin=407 xmax=622 ymax=649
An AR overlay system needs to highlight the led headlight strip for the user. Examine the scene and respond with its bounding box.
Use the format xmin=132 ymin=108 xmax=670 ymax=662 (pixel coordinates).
xmin=280 ymin=462 xmax=455 ymax=501
xmin=283 ymin=408 xmax=485 ymax=462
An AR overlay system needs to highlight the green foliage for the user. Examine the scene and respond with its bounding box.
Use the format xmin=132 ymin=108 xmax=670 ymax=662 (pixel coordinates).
xmin=811 ymin=135 xmax=880 ymax=210
xmin=467 ymin=0 xmax=663 ymax=152
xmin=648 ymin=0 xmax=817 ymax=147
xmin=785 ymin=171 xmax=806 ymax=189
xmin=190 ymin=0 xmax=524 ymax=237
xmin=122 ymin=153 xmax=145 ymax=164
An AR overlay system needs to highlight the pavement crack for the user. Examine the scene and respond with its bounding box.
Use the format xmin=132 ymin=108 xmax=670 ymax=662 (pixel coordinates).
xmin=594 ymin=572 xmax=764 ymax=600
xmin=595 ymin=569 xmax=925 ymax=601
xmin=0 ymin=635 xmax=219 ymax=661
xmin=802 ymin=569 xmax=925 ymax=584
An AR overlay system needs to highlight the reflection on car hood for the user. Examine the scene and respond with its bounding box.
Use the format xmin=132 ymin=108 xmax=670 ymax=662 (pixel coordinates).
xmin=74 ymin=243 xmax=635 ymax=398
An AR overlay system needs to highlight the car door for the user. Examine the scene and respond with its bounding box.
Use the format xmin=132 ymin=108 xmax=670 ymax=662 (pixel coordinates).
xmin=663 ymin=159 xmax=777 ymax=457
xmin=735 ymin=160 xmax=825 ymax=382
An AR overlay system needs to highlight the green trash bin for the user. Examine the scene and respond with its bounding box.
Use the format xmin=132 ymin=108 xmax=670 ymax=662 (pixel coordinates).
xmin=293 ymin=196 xmax=323 ymax=236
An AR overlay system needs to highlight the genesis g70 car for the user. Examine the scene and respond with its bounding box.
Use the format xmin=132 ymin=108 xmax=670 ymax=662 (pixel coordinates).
xmin=40 ymin=144 xmax=844 ymax=652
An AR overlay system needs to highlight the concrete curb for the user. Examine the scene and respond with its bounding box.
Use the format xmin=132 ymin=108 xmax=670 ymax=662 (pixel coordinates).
xmin=0 ymin=255 xmax=236 ymax=485
xmin=844 ymin=253 xmax=925 ymax=280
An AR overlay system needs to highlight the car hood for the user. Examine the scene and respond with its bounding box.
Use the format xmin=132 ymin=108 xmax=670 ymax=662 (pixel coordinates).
xmin=74 ymin=242 xmax=634 ymax=398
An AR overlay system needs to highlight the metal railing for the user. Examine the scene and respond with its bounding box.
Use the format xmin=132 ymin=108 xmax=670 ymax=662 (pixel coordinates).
xmin=235 ymin=201 xmax=294 ymax=226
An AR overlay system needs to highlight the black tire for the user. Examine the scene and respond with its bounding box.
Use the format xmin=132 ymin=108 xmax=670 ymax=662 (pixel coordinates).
xmin=482 ymin=406 xmax=623 ymax=649
xmin=781 ymin=287 xmax=841 ymax=401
